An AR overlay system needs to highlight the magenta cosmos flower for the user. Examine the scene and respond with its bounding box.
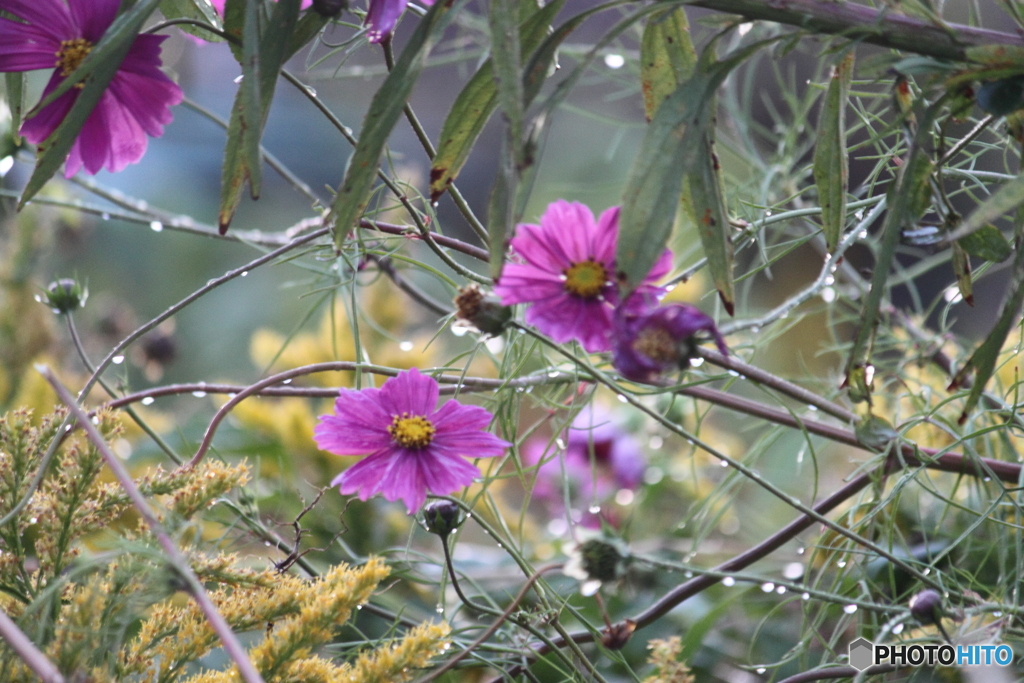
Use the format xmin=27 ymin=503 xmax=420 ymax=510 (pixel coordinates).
xmin=314 ymin=368 xmax=510 ymax=513
xmin=612 ymin=299 xmax=728 ymax=384
xmin=494 ymin=200 xmax=672 ymax=353
xmin=0 ymin=0 xmax=183 ymax=176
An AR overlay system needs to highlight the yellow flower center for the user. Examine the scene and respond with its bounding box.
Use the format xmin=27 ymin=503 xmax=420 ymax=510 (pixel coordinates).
xmin=388 ymin=413 xmax=436 ymax=449
xmin=564 ymin=260 xmax=607 ymax=298
xmin=56 ymin=38 xmax=93 ymax=81
xmin=632 ymin=326 xmax=678 ymax=364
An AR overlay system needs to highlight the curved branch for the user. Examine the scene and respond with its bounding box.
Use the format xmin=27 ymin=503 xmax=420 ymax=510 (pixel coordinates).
xmin=688 ymin=0 xmax=1024 ymax=61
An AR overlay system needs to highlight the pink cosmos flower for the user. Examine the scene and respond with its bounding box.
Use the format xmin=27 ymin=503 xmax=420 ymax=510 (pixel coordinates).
xmin=494 ymin=200 xmax=673 ymax=353
xmin=314 ymin=368 xmax=510 ymax=513
xmin=0 ymin=0 xmax=184 ymax=176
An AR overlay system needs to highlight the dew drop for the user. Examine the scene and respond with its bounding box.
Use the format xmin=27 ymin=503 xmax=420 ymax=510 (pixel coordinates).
xmin=801 ymin=592 xmax=810 ymax=600
xmin=858 ymin=230 xmax=868 ymax=239
xmin=728 ymin=369 xmax=740 ymax=377
xmin=112 ymin=355 xmax=125 ymax=364
xmin=91 ymin=416 xmax=100 ymax=425
xmin=797 ymin=547 xmax=805 ymax=554
xmin=617 ymin=394 xmax=628 ymax=403
xmin=451 ymin=325 xmax=469 ymax=337
xmin=720 ymin=460 xmax=729 ymax=467
xmin=282 ymin=379 xmax=292 ymax=384
xmin=436 ymin=604 xmax=444 ymax=613
xmin=689 ymin=357 xmax=704 ymax=367
xmin=548 ymin=370 xmax=560 ymax=377
xmin=922 ymin=568 xmax=931 ymax=575
xmin=555 ymin=438 xmax=566 ymax=449
xmin=240 ymin=271 xmax=248 ymax=277
xmin=234 ymin=74 xmax=243 ymax=83
xmin=994 ymin=610 xmax=1003 ymax=617
xmin=892 ymin=623 xmax=904 ymax=634
xmin=101 ymin=212 xmax=110 ymax=220
xmin=807 ymin=404 xmax=818 ymax=411
xmin=141 ymin=396 xmax=155 ymax=405
xmin=149 ymin=221 xmax=163 ymax=232
xmin=844 ymin=604 xmax=857 ymax=614
xmin=836 ymin=560 xmax=846 ymax=568
xmin=783 ymin=562 xmax=804 ymax=580
xmin=756 ymin=668 xmax=766 ymax=674
xmin=29 ymin=517 xmax=37 ymax=524
xmin=588 ymin=505 xmax=601 ymax=514
xmin=399 ymin=341 xmax=414 ymax=351
xmin=722 ymin=576 xmax=735 ymax=587
xmin=761 ymin=582 xmax=775 ymax=592
xmin=603 ymin=53 xmax=625 ymax=69
xmin=192 ymin=391 xmax=208 ymax=397
xmin=776 ymin=586 xmax=786 ymax=594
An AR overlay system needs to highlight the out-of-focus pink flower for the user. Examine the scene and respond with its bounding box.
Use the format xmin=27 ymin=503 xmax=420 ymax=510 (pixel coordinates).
xmin=494 ymin=200 xmax=672 ymax=353
xmin=314 ymin=368 xmax=510 ymax=513
xmin=0 ymin=0 xmax=183 ymax=176
xmin=612 ymin=297 xmax=728 ymax=384
xmin=365 ymin=0 xmax=434 ymax=43
xmin=524 ymin=406 xmax=646 ymax=527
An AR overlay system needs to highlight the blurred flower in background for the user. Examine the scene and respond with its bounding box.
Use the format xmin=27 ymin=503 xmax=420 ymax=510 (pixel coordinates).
xmin=524 ymin=404 xmax=646 ymax=529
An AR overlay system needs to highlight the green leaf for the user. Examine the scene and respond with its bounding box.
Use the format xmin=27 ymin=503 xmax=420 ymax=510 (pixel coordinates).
xmin=487 ymin=139 xmax=515 ymax=279
xmin=958 ymin=224 xmax=1012 ymax=262
xmin=855 ymin=414 xmax=898 ymax=453
xmin=6 ymin=73 xmax=24 ymax=141
xmin=489 ymin=0 xmax=523 ymax=164
xmin=617 ymin=39 xmax=767 ymax=298
xmin=329 ymin=0 xmax=461 ymax=248
xmin=686 ymin=134 xmax=734 ymax=314
xmin=952 ymin=227 xmax=1024 ymax=422
xmin=945 ymin=172 xmax=1024 ymax=243
xmin=159 ymin=0 xmax=223 ymax=40
xmin=429 ymin=0 xmax=564 ymax=201
xmin=844 ymin=99 xmax=942 ymax=392
xmin=286 ymin=11 xmax=330 ymax=60
xmin=951 ymin=240 xmax=974 ymax=307
xmin=639 ymin=7 xmax=696 ymax=122
xmin=20 ymin=0 xmax=163 ymax=207
xmin=813 ymin=52 xmax=853 ymax=253
xmin=218 ymin=0 xmax=300 ymax=232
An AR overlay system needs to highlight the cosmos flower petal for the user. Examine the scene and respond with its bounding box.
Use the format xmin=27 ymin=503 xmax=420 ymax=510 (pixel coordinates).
xmin=314 ymin=414 xmax=392 ymax=454
xmin=591 ymin=206 xmax=620 ymax=264
xmin=0 ymin=19 xmax=63 ymax=71
xmin=0 ymin=0 xmax=76 ymax=41
xmin=68 ymin=0 xmax=119 ymax=42
xmin=420 ymin=452 xmax=481 ymax=493
xmin=492 ymin=265 xmax=565 ymax=305
xmin=335 ymin=448 xmax=400 ymax=497
xmin=540 ymin=200 xmax=598 ymax=264
xmin=379 ymin=367 xmax=439 ymax=415
xmin=19 ymin=71 xmax=75 ymax=145
xmin=525 ymin=293 xmax=614 ymax=352
xmin=377 ymin=450 xmax=429 ymax=513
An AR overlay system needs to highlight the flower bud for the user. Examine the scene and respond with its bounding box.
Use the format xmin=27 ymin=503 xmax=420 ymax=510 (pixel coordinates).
xmin=564 ymin=534 xmax=632 ymax=595
xmin=454 ymin=285 xmax=511 ymax=336
xmin=313 ymin=0 xmax=346 ymax=16
xmin=421 ymin=500 xmax=463 ymax=538
xmin=909 ymin=589 xmax=943 ymax=625
xmin=41 ymin=278 xmax=87 ymax=314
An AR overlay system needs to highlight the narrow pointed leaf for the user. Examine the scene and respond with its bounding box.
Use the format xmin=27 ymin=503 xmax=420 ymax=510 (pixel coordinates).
xmin=489 ymin=0 xmax=523 ymax=164
xmin=617 ymin=40 xmax=767 ymax=296
xmin=813 ymin=52 xmax=853 ymax=253
xmin=487 ymin=138 xmax=515 ymax=279
xmin=640 ymin=7 xmax=696 ymax=122
xmin=159 ymin=0 xmax=223 ymax=40
xmin=20 ymin=0 xmax=162 ymax=207
xmin=687 ymin=134 xmax=734 ymax=313
xmin=429 ymin=0 xmax=564 ymax=201
xmin=951 ymin=241 xmax=974 ymax=306
xmin=219 ymin=0 xmax=300 ymax=232
xmin=329 ymin=0 xmax=461 ymax=247
xmin=845 ymin=100 xmax=942 ymax=390
xmin=953 ymin=225 xmax=1024 ymax=422
xmin=6 ymin=73 xmax=24 ymax=141
xmin=945 ymin=172 xmax=1024 ymax=243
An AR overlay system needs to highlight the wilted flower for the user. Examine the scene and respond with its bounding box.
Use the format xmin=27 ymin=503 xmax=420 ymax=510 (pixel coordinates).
xmin=314 ymin=368 xmax=510 ymax=513
xmin=454 ymin=285 xmax=511 ymax=336
xmin=0 ymin=0 xmax=184 ymax=176
xmin=494 ymin=200 xmax=672 ymax=352
xmin=612 ymin=299 xmax=727 ymax=384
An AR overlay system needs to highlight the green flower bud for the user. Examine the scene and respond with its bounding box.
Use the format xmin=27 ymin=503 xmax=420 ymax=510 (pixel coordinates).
xmin=564 ymin=534 xmax=632 ymax=595
xmin=41 ymin=278 xmax=88 ymax=314
xmin=909 ymin=589 xmax=943 ymax=626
